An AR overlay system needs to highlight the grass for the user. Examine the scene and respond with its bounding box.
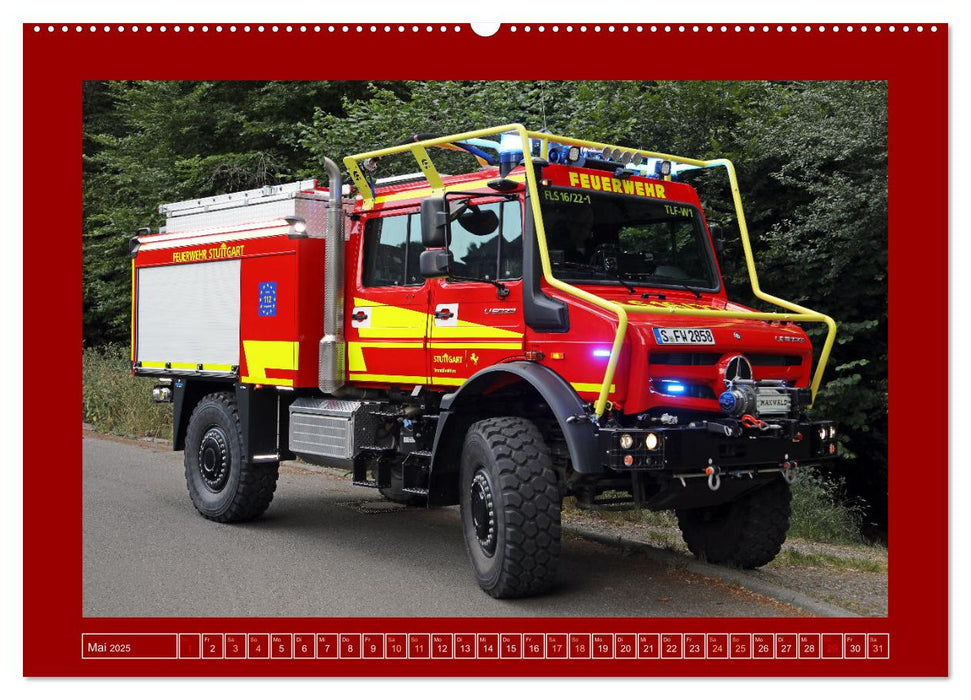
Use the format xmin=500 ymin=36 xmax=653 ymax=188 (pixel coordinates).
xmin=773 ymin=548 xmax=886 ymax=573
xmin=82 ymin=345 xmax=173 ymax=439
xmin=788 ymin=467 xmax=867 ymax=544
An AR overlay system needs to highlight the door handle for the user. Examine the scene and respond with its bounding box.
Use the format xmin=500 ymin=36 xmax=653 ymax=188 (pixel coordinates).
xmin=351 ymin=310 xmax=369 ymax=322
xmin=434 ymin=309 xmax=454 ymax=320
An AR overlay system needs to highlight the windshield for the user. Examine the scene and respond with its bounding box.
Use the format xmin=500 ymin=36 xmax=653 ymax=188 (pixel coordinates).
xmin=538 ymin=184 xmax=720 ymax=292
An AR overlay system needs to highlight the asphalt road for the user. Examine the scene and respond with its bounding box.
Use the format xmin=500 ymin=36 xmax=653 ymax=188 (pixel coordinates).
xmin=83 ymin=433 xmax=804 ymax=618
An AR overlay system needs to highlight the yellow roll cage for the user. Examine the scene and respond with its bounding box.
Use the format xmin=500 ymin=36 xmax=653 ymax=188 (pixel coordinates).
xmin=345 ymin=124 xmax=837 ymax=419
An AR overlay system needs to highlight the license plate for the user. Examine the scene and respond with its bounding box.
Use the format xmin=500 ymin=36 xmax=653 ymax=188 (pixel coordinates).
xmin=652 ymin=328 xmax=715 ymax=345
xmin=756 ymin=392 xmax=791 ymax=415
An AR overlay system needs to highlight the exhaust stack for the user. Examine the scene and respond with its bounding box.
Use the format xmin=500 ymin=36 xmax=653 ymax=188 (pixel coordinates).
xmin=318 ymin=157 xmax=345 ymax=395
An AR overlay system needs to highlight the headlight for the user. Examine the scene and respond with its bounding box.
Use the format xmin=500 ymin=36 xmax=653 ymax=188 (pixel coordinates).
xmin=619 ymin=434 xmax=634 ymax=450
xmin=829 ymin=426 xmax=837 ymax=439
xmin=645 ymin=433 xmax=660 ymax=451
xmin=818 ymin=427 xmax=828 ymax=441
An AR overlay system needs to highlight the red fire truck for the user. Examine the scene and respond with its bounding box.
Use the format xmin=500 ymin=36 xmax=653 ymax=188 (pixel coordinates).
xmin=131 ymin=125 xmax=838 ymax=598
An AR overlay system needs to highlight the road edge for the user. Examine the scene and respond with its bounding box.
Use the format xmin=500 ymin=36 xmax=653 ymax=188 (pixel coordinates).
xmin=563 ymin=523 xmax=861 ymax=618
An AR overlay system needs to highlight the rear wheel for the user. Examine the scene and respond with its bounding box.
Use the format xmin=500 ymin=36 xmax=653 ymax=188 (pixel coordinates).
xmin=459 ymin=417 xmax=561 ymax=598
xmin=676 ymin=476 xmax=792 ymax=568
xmin=184 ymin=392 xmax=278 ymax=523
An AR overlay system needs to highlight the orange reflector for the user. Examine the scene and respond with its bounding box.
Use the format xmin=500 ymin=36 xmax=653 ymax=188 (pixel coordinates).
xmin=523 ymin=350 xmax=545 ymax=362
xmin=623 ymin=455 xmax=634 ymax=467
xmin=829 ymin=444 xmax=836 ymax=454
xmin=705 ymin=466 xmax=714 ymax=475
xmin=550 ymin=351 xmax=565 ymax=360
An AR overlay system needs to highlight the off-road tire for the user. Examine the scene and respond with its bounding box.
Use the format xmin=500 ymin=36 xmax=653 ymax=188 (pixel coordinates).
xmin=184 ymin=391 xmax=278 ymax=523
xmin=459 ymin=417 xmax=561 ymax=598
xmin=676 ymin=476 xmax=792 ymax=569
xmin=379 ymin=463 xmax=425 ymax=506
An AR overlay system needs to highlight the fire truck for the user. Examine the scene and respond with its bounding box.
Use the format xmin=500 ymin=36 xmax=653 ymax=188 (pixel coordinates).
xmin=131 ymin=125 xmax=838 ymax=598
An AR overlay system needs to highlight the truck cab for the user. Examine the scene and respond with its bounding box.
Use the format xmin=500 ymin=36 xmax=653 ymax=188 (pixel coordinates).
xmin=133 ymin=125 xmax=838 ymax=599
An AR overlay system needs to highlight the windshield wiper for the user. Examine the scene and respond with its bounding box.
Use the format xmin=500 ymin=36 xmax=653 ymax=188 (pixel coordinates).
xmin=649 ymin=275 xmax=704 ymax=299
xmin=607 ymin=269 xmax=639 ymax=294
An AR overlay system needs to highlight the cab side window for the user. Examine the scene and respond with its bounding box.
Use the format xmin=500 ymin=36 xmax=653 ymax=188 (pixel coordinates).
xmin=448 ymin=200 xmax=523 ymax=281
xmin=362 ymin=213 xmax=423 ymax=287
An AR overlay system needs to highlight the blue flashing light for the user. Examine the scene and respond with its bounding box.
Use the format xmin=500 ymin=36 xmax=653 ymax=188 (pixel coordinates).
xmin=664 ymin=382 xmax=686 ymax=395
xmin=592 ymin=349 xmax=612 ymax=358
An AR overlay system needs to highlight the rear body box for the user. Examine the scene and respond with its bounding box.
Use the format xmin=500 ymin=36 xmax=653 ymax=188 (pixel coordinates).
xmin=132 ymin=181 xmax=333 ymax=389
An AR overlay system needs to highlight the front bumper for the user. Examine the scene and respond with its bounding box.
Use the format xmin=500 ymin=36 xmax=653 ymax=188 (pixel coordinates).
xmin=598 ymin=418 xmax=838 ymax=474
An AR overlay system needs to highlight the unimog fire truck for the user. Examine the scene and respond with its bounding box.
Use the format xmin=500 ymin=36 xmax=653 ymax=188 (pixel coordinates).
xmin=131 ymin=125 xmax=838 ymax=598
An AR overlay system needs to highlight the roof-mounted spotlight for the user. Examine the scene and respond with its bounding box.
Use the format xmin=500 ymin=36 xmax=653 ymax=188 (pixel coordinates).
xmin=655 ymin=160 xmax=673 ymax=178
xmin=362 ymin=157 xmax=379 ymax=173
xmin=285 ymin=215 xmax=308 ymax=239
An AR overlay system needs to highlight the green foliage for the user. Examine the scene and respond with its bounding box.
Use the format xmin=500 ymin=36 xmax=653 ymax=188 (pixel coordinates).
xmin=789 ymin=468 xmax=866 ymax=545
xmin=83 ymin=79 xmax=888 ymax=532
xmin=82 ymin=345 xmax=173 ymax=439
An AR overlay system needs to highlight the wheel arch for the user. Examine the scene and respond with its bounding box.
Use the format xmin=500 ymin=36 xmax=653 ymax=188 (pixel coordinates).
xmin=173 ymin=378 xmax=233 ymax=451
xmin=427 ymin=361 xmax=601 ymax=506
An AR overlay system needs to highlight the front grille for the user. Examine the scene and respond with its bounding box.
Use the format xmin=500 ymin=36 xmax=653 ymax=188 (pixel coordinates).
xmin=651 ymin=351 xmax=801 ymax=367
xmin=748 ymin=354 xmax=803 ymax=367
xmin=650 ymin=352 xmax=720 ymax=366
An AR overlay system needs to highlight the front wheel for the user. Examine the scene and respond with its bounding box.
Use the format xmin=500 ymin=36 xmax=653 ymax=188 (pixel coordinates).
xmin=459 ymin=417 xmax=561 ymax=598
xmin=184 ymin=392 xmax=278 ymax=523
xmin=676 ymin=476 xmax=792 ymax=568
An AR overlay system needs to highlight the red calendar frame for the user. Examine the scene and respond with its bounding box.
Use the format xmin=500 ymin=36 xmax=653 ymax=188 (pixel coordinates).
xmin=22 ymin=21 xmax=947 ymax=677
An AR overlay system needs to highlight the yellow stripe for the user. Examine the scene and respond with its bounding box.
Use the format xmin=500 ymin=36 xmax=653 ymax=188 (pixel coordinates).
xmin=348 ymin=343 xmax=366 ymax=372
xmin=349 ymin=372 xmax=427 ymax=384
xmin=430 ymin=376 xmax=466 ymax=386
xmin=242 ymin=340 xmax=299 ymax=384
xmin=427 ymin=342 xmax=521 ymax=350
xmin=352 ymin=341 xmax=424 ymax=348
xmin=353 ymin=298 xmax=428 ymax=339
xmin=202 ymin=364 xmax=234 ymax=372
xmin=431 ymin=325 xmax=523 ymax=340
xmin=347 ymin=340 xmax=427 ymax=373
xmin=571 ymin=382 xmax=616 ymax=394
xmin=240 ymin=376 xmax=294 ymax=387
xmin=140 ymin=361 xmax=166 ymax=368
xmin=169 ymin=362 xmax=197 ymax=370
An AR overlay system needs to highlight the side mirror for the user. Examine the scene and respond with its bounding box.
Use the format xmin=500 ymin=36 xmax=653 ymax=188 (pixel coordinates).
xmin=420 ymin=249 xmax=452 ymax=279
xmin=457 ymin=207 xmax=499 ymax=237
xmin=420 ymin=198 xmax=449 ymax=247
xmin=709 ymin=222 xmax=726 ymax=259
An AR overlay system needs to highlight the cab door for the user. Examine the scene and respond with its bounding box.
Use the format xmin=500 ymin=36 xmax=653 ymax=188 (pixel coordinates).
xmin=427 ymin=199 xmax=525 ymax=388
xmin=347 ymin=209 xmax=431 ymax=387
